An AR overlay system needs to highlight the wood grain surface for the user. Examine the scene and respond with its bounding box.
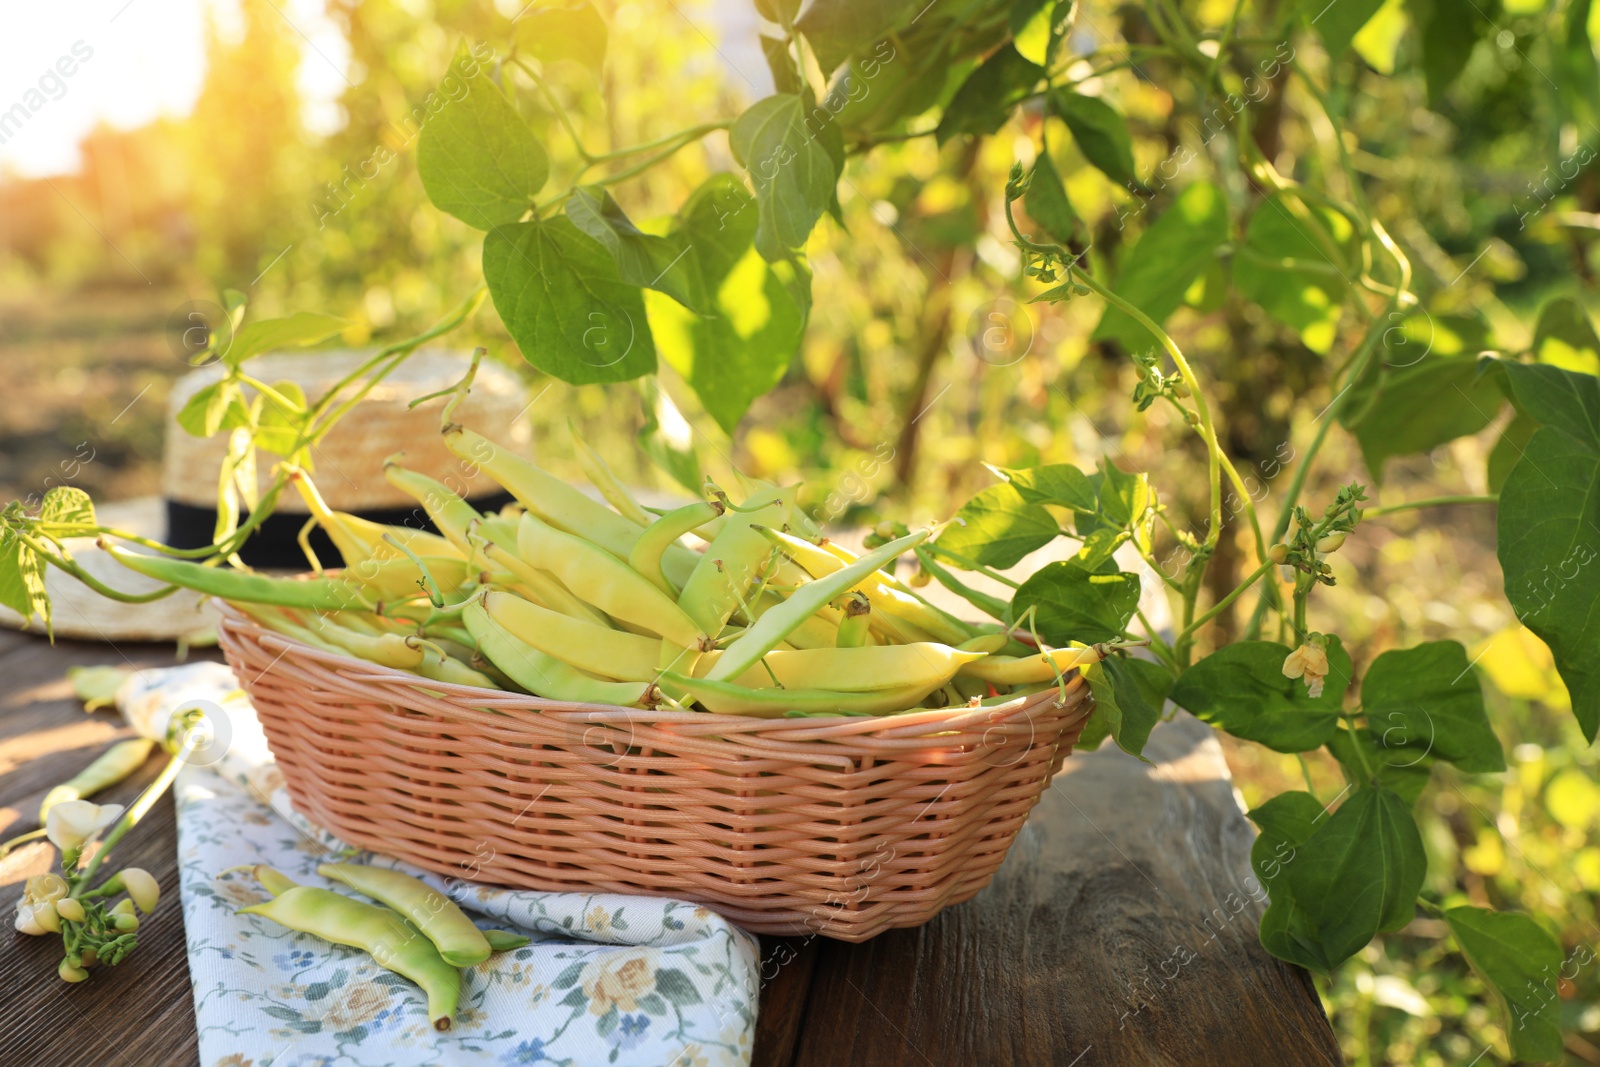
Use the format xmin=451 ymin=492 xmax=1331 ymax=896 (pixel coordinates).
xmin=1 ymin=631 xmax=1341 ymax=1066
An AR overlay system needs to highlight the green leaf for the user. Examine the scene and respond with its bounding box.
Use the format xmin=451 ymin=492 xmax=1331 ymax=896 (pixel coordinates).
xmin=645 ymin=174 xmax=808 ymax=433
xmin=512 ymin=3 xmax=608 ymax=74
xmin=756 ymin=0 xmax=802 ymax=24
xmin=1092 ymin=182 xmax=1228 ymax=351
xmin=1561 ymin=0 xmax=1600 ymax=128
xmin=483 ymin=217 xmax=656 ymax=385
xmin=1487 ymin=412 xmax=1537 ymax=493
xmin=1078 ymin=654 xmax=1167 ymax=758
xmin=649 ymin=250 xmax=809 ymax=434
xmin=1493 ymin=360 xmax=1600 ymax=739
xmin=0 ymin=528 xmax=36 ymax=618
xmin=175 ymin=381 xmax=240 ymax=439
xmin=39 ymin=487 xmax=95 ymax=528
xmin=418 ymin=49 xmax=548 ymax=228
xmin=255 ymin=380 xmax=310 ymax=458
xmin=1411 ymin=0 xmax=1485 ymax=105
xmin=1247 ymin=791 xmax=1335 ymax=972
xmin=1081 ymin=460 xmax=1151 ymax=530
xmin=1012 ymin=560 xmax=1140 ymax=645
xmin=995 ymin=463 xmax=1099 ymax=511
xmin=760 ymin=34 xmax=805 ymax=96
xmin=935 ymin=47 xmax=1042 ymax=143
xmin=795 ymin=0 xmax=916 ymax=75
xmin=1341 ymin=355 xmax=1503 ymax=480
xmin=565 ymin=187 xmax=707 ymax=314
xmin=1361 ymin=640 xmax=1504 ymax=773
xmin=1532 ymin=296 xmax=1600 ymax=375
xmin=1011 ymin=0 xmax=1074 ymax=66
xmin=1052 ymin=90 xmax=1137 ymax=187
xmin=1023 ymin=149 xmax=1077 ymax=245
xmin=1232 ymin=194 xmax=1348 ymax=354
xmin=1444 ymin=906 xmax=1564 ymax=1063
xmin=934 ymin=483 xmax=1059 ymax=568
xmin=1309 ymin=0 xmax=1387 ymax=58
xmin=226 ymin=312 xmax=347 ymax=367
xmin=1169 ymin=639 xmax=1352 ymax=752
xmin=1287 ymin=785 xmax=1426 ymax=967
xmin=1325 ymin=728 xmax=1433 ymax=806
xmin=729 ymin=93 xmax=840 ymax=260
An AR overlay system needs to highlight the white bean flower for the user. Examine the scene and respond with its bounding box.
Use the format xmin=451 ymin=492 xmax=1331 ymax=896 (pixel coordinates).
xmin=45 ymin=800 xmax=124 ymax=853
xmin=1282 ymin=641 xmax=1330 ymax=699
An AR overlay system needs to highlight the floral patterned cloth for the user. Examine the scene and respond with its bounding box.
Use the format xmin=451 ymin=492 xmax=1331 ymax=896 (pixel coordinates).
xmin=118 ymin=665 xmax=760 ymax=1067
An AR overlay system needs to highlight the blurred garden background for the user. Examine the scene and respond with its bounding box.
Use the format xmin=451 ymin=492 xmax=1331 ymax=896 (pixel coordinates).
xmin=3 ymin=0 xmax=1600 ymax=1061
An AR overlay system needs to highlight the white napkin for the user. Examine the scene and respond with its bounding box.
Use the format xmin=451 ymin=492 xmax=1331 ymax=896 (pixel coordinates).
xmin=117 ymin=665 xmax=761 ymax=1067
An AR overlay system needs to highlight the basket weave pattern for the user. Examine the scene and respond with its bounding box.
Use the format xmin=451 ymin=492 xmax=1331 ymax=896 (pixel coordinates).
xmin=218 ymin=607 xmax=1094 ymax=940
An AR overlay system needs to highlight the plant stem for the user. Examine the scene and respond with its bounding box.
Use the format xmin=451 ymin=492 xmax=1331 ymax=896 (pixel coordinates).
xmin=1365 ymin=494 xmax=1498 ymax=517
xmin=72 ymin=729 xmax=200 ymax=897
xmin=21 ymin=534 xmax=179 ymax=604
xmin=1177 ymin=559 xmax=1276 ymax=645
xmin=512 ymin=59 xmax=594 ymax=162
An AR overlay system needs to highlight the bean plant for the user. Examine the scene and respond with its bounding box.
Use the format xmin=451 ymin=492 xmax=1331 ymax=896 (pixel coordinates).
xmin=3 ymin=0 xmax=1598 ymax=1059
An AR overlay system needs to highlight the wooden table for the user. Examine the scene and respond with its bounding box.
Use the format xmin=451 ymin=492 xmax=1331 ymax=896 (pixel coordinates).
xmin=0 ymin=631 xmax=1342 ymax=1066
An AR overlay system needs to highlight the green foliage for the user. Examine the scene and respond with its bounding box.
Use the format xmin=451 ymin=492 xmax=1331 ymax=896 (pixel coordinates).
xmin=1012 ymin=560 xmax=1140 ymax=644
xmin=1231 ymin=194 xmax=1348 ymax=354
xmin=1361 ymin=641 xmax=1505 ymax=773
xmin=1342 ymin=354 xmax=1504 ymax=480
xmin=1091 ymin=182 xmax=1228 ymax=350
xmin=483 ymin=218 xmax=656 ymax=385
xmin=1051 ymin=90 xmax=1137 ymax=188
xmin=417 ymin=51 xmax=549 ymax=228
xmin=1171 ymin=640 xmax=1351 ymax=752
xmin=1444 ymin=905 xmax=1564 ymax=1062
xmin=1493 ymin=361 xmax=1600 ymax=742
xmin=729 ymin=94 xmax=841 ymax=261
xmin=1287 ymin=785 xmax=1428 ymax=968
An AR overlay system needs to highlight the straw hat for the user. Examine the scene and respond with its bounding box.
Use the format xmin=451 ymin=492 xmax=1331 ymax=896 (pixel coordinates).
xmin=0 ymin=350 xmax=530 ymax=643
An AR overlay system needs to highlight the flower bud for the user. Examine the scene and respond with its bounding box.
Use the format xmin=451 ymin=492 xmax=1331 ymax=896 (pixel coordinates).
xmin=24 ymin=873 xmax=69 ymax=905
xmin=1268 ymin=543 xmax=1289 ymax=564
xmin=113 ymin=912 xmax=140 ymax=932
xmin=45 ymin=800 xmax=123 ymax=853
xmin=58 ymin=958 xmax=89 ymax=983
xmin=14 ymin=902 xmax=60 ymax=935
xmin=80 ymin=947 xmax=98 ymax=967
xmin=54 ymin=897 xmax=86 ymax=923
xmin=120 ymin=867 xmax=161 ymax=914
xmin=1316 ymin=531 xmax=1346 ymax=553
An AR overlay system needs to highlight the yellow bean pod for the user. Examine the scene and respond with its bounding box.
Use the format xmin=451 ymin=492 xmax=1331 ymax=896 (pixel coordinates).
xmin=676 ymin=487 xmax=793 ymax=638
xmin=658 ymin=671 xmax=941 ymax=717
xmin=570 ymin=423 xmax=653 ymax=526
xmin=956 ymin=646 xmax=1099 ymax=685
xmin=382 ymin=462 xmax=484 ymax=555
xmin=463 ymin=598 xmax=657 ymax=707
xmin=695 ymin=642 xmax=983 ymax=692
xmin=516 ymin=513 xmax=706 ymax=649
xmin=476 ymin=538 xmax=613 ymax=629
xmin=481 ymin=590 xmax=662 ymax=682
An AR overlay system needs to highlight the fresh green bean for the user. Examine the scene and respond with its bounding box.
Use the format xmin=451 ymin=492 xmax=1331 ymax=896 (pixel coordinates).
xmin=707 ymin=528 xmax=929 ymax=682
xmin=516 ymin=513 xmax=706 ymax=648
xmin=443 ymin=425 xmax=699 ymax=587
xmin=463 ymin=599 xmax=657 ymax=706
xmin=39 ymin=739 xmax=156 ymax=822
xmin=676 ymin=487 xmax=792 ymax=638
xmin=482 ymin=928 xmax=532 ymax=952
xmin=483 ymin=590 xmax=662 ymax=681
xmin=658 ymin=671 xmax=939 ymax=716
xmin=570 ymin=423 xmax=652 ymax=526
xmin=318 ymin=863 xmax=491 ymax=967
xmin=382 ymin=462 xmax=485 ymax=555
xmin=102 ymin=543 xmax=375 ymax=611
xmin=764 ymin=528 xmax=977 ymax=644
xmin=240 ymin=886 xmax=461 ymax=1030
xmin=629 ymin=500 xmax=724 ymax=594
xmin=476 ymin=538 xmax=613 ymax=629
xmin=913 ymin=547 xmax=1008 ymax=620
xmin=836 ymin=594 xmax=871 ymax=648
xmin=957 ymin=646 xmax=1100 ymax=685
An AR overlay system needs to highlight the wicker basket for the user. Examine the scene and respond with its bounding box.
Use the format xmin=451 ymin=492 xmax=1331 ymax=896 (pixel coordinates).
xmin=217 ymin=606 xmax=1095 ymax=941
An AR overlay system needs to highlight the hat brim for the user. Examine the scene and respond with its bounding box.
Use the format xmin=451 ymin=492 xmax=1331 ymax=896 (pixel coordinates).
xmin=0 ymin=497 xmax=221 ymax=644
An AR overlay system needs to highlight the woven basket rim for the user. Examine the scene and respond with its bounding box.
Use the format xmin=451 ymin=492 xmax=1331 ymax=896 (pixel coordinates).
xmin=217 ymin=603 xmax=1085 ymax=740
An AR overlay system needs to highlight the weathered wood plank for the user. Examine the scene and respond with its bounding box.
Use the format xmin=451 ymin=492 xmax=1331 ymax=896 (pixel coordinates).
xmin=762 ymin=713 xmax=1342 ymax=1067
xmin=0 ymin=636 xmax=205 ymax=1067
